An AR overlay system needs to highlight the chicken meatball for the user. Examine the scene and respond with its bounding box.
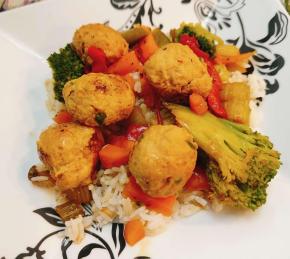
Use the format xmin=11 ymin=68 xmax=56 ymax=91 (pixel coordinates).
xmin=72 ymin=23 xmax=128 ymax=64
xmin=128 ymin=125 xmax=198 ymax=197
xmin=63 ymin=73 xmax=135 ymax=126
xmin=144 ymin=43 xmax=212 ymax=101
xmin=37 ymin=123 xmax=97 ymax=190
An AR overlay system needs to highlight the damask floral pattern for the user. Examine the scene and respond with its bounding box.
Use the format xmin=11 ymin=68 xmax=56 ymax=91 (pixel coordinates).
xmin=0 ymin=0 xmax=41 ymax=11
xmin=0 ymin=1 xmax=289 ymax=258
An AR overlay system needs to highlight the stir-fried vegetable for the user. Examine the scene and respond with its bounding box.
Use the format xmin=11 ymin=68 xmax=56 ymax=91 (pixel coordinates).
xmin=107 ymin=51 xmax=143 ymax=75
xmin=215 ymin=49 xmax=255 ymax=73
xmin=55 ymin=201 xmax=84 ymax=221
xmin=205 ymin=60 xmax=228 ymax=118
xmin=286 ymin=0 xmax=290 ymax=13
xmin=135 ymin=33 xmax=159 ymax=63
xmin=99 ymin=144 xmax=131 ymax=169
xmin=47 ymin=44 xmax=84 ymax=102
xmin=214 ymin=64 xmax=230 ymax=83
xmin=184 ymin=166 xmax=210 ymax=192
xmin=220 ymin=83 xmax=251 ymax=125
xmin=215 ymin=44 xmax=255 ymax=73
xmin=54 ymin=110 xmax=74 ymax=124
xmin=167 ymin=104 xmax=281 ymax=210
xmin=140 ymin=78 xmax=156 ymax=109
xmin=173 ymin=23 xmax=223 ymax=57
xmin=152 ymin=28 xmax=171 ymax=47
xmin=123 ymin=176 xmax=176 ymax=216
xmin=179 ymin=34 xmax=227 ymax=118
xmin=181 ymin=23 xmax=224 ymax=45
xmin=216 ymin=44 xmax=239 ymax=57
xmin=124 ymin=219 xmax=145 ymax=246
xmin=122 ymin=74 xmax=135 ymax=90
xmin=126 ymin=124 xmax=148 ymax=141
xmin=65 ymin=186 xmax=92 ymax=204
xmin=121 ymin=25 xmax=151 ymax=45
xmin=109 ymin=135 xmax=135 ymax=154
xmin=179 ymin=34 xmax=211 ymax=60
xmin=87 ymin=46 xmax=107 ymax=73
xmin=189 ymin=93 xmax=208 ymax=115
xmin=28 ymin=165 xmax=55 ymax=188
xmin=127 ymin=106 xmax=147 ymax=126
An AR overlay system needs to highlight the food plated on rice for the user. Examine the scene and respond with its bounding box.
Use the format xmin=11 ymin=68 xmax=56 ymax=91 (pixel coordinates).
xmin=28 ymin=22 xmax=281 ymax=246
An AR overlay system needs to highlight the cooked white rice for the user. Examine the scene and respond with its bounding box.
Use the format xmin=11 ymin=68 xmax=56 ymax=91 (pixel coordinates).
xmin=72 ymin=165 xmax=207 ymax=240
xmin=89 ymin=166 xmax=173 ymax=235
xmin=45 ymin=79 xmax=65 ymax=116
xmin=30 ymin=176 xmax=49 ymax=182
xmin=131 ymin=72 xmax=142 ymax=93
xmin=64 ymin=215 xmax=93 ymax=243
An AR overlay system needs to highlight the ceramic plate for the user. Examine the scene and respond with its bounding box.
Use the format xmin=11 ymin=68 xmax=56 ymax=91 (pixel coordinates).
xmin=1 ymin=0 xmax=290 ymax=258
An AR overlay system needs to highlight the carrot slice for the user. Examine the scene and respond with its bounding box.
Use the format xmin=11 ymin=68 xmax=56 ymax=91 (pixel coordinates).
xmin=123 ymin=176 xmax=176 ymax=216
xmin=99 ymin=144 xmax=130 ymax=169
xmin=109 ymin=136 xmax=135 ymax=154
xmin=122 ymin=74 xmax=135 ymax=90
xmin=136 ymin=33 xmax=159 ymax=63
xmin=215 ymin=51 xmax=255 ymax=65
xmin=124 ymin=219 xmax=145 ymax=246
xmin=189 ymin=93 xmax=208 ymax=115
xmin=148 ymin=196 xmax=176 ymax=216
xmin=107 ymin=51 xmax=143 ymax=75
xmin=226 ymin=63 xmax=247 ymax=73
xmin=54 ymin=110 xmax=73 ymax=124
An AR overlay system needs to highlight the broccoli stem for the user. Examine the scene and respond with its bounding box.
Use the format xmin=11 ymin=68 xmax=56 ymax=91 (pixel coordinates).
xmin=167 ymin=103 xmax=245 ymax=159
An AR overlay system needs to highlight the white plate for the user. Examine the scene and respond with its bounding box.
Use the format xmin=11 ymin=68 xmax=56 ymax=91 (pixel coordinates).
xmin=0 ymin=0 xmax=290 ymax=258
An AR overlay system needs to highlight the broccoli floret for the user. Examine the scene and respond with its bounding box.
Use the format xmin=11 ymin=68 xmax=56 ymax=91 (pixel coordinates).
xmin=174 ymin=25 xmax=216 ymax=57
xmin=166 ymin=104 xmax=281 ymax=210
xmin=194 ymin=35 xmax=216 ymax=57
xmin=207 ymin=160 xmax=268 ymax=210
xmin=47 ymin=44 xmax=84 ymax=102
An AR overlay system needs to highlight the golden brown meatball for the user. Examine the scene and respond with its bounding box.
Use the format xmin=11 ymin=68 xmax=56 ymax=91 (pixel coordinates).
xmin=144 ymin=43 xmax=212 ymax=101
xmin=128 ymin=125 xmax=198 ymax=197
xmin=37 ymin=123 xmax=96 ymax=190
xmin=63 ymin=73 xmax=135 ymax=126
xmin=72 ymin=23 xmax=128 ymax=64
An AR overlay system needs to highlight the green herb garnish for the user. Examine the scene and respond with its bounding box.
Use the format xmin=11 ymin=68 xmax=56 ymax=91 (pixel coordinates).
xmin=95 ymin=112 xmax=107 ymax=125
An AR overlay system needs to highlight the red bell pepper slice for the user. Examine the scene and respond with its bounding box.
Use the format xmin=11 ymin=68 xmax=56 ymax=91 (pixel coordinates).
xmin=184 ymin=166 xmax=210 ymax=192
xmin=179 ymin=34 xmax=210 ymax=60
xmin=205 ymin=60 xmax=227 ymax=118
xmin=87 ymin=46 xmax=108 ymax=73
xmin=179 ymin=34 xmax=227 ymax=118
xmin=126 ymin=124 xmax=148 ymax=141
